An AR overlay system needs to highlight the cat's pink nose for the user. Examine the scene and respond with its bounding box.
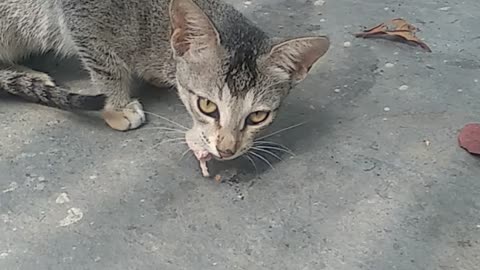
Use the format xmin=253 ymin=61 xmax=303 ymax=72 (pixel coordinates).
xmin=217 ymin=148 xmax=234 ymax=158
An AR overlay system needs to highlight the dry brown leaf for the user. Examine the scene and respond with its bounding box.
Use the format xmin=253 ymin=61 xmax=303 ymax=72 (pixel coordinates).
xmin=458 ymin=123 xmax=480 ymax=155
xmin=355 ymin=18 xmax=431 ymax=52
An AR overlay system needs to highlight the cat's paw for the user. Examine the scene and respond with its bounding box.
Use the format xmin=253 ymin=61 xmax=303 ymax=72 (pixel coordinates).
xmin=30 ymin=71 xmax=56 ymax=87
xmin=102 ymin=100 xmax=146 ymax=131
xmin=13 ymin=65 xmax=56 ymax=87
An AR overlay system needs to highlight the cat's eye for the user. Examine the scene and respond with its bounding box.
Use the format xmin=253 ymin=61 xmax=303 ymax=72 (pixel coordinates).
xmin=198 ymin=97 xmax=219 ymax=118
xmin=247 ymin=111 xmax=270 ymax=125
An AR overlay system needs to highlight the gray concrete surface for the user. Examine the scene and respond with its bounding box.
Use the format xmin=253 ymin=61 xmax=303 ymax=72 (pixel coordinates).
xmin=1 ymin=0 xmax=480 ymax=269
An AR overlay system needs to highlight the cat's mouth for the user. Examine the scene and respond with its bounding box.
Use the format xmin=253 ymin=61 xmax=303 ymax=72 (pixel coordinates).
xmin=186 ymin=133 xmax=239 ymax=176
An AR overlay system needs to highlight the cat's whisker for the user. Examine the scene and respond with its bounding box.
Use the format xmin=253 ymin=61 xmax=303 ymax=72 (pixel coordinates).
xmin=141 ymin=126 xmax=186 ymax=133
xmin=153 ymin=137 xmax=186 ymax=148
xmin=161 ymin=131 xmax=186 ymax=134
xmin=143 ymin=111 xmax=189 ymax=131
xmin=243 ymin=153 xmax=258 ymax=172
xmin=257 ymin=121 xmax=307 ymax=140
xmin=253 ymin=140 xmax=295 ymax=155
xmin=249 ymin=151 xmax=274 ymax=170
xmin=174 ymin=142 xmax=188 ymax=145
xmin=179 ymin=148 xmax=192 ymax=161
xmin=251 ymin=146 xmax=282 ymax=161
xmin=161 ymin=138 xmax=186 ymax=143
xmin=254 ymin=145 xmax=295 ymax=156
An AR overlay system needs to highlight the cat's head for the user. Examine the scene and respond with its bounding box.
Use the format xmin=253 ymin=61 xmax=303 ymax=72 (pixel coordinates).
xmin=169 ymin=0 xmax=329 ymax=160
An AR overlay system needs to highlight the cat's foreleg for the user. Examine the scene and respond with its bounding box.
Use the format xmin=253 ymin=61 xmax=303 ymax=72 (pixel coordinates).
xmin=78 ymin=49 xmax=146 ymax=131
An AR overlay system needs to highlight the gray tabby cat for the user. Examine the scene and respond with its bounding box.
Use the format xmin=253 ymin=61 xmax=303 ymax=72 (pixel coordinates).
xmin=0 ymin=0 xmax=329 ymax=175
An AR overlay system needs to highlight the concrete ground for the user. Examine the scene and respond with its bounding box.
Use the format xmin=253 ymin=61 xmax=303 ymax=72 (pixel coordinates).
xmin=1 ymin=0 xmax=480 ymax=269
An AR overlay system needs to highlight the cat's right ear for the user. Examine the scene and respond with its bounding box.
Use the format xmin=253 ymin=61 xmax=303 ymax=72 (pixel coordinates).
xmin=264 ymin=36 xmax=330 ymax=83
xmin=169 ymin=0 xmax=220 ymax=58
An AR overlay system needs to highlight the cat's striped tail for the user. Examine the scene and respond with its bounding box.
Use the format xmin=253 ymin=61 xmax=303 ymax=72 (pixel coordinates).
xmin=0 ymin=69 xmax=106 ymax=111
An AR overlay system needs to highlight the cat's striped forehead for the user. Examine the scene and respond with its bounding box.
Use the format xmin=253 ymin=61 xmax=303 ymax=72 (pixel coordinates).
xmin=218 ymin=21 xmax=271 ymax=98
xmin=222 ymin=46 xmax=260 ymax=97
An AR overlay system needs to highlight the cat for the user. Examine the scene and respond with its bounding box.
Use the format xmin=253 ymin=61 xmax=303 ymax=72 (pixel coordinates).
xmin=0 ymin=0 xmax=329 ymax=170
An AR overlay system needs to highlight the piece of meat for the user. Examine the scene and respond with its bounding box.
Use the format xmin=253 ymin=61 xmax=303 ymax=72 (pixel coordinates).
xmin=192 ymin=149 xmax=212 ymax=177
xmin=199 ymin=159 xmax=210 ymax=177
xmin=186 ymin=137 xmax=213 ymax=177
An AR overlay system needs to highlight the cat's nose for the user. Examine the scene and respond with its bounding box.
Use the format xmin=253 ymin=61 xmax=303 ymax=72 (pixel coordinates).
xmin=217 ymin=148 xmax=235 ymax=158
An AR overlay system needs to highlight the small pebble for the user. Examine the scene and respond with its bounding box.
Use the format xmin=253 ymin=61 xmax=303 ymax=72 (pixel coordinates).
xmin=457 ymin=89 xmax=463 ymax=92
xmin=320 ymin=18 xmax=326 ymax=22
xmin=58 ymin=208 xmax=84 ymax=227
xmin=334 ymin=88 xmax=341 ymax=93
xmin=343 ymin=41 xmax=352 ymax=48
xmin=2 ymin=182 xmax=18 ymax=193
xmin=438 ymin=6 xmax=451 ymax=11
xmin=384 ymin=107 xmax=391 ymax=112
xmin=56 ymin=193 xmax=71 ymax=204
xmin=385 ymin=63 xmax=395 ymax=68
xmin=398 ymin=85 xmax=409 ymax=91
xmin=474 ymin=79 xmax=478 ymax=83
xmin=384 ymin=7 xmax=389 ymax=11
xmin=34 ymin=183 xmax=46 ymax=191
xmin=244 ymin=1 xmax=252 ymax=5
xmin=314 ymin=0 xmax=326 ymax=6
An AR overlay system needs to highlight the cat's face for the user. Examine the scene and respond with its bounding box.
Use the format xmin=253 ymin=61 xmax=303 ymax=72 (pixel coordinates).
xmin=169 ymin=0 xmax=329 ymax=160
xmin=174 ymin=53 xmax=290 ymax=160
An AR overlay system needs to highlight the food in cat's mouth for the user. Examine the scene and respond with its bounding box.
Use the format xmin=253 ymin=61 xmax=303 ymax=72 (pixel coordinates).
xmin=193 ymin=149 xmax=212 ymax=177
xmin=186 ymin=136 xmax=213 ymax=177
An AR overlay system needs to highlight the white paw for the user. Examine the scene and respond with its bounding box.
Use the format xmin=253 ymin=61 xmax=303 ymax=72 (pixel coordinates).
xmin=102 ymin=100 xmax=147 ymax=131
xmin=13 ymin=66 xmax=56 ymax=87
xmin=27 ymin=71 xmax=56 ymax=87
xmin=34 ymin=72 xmax=56 ymax=87
xmin=124 ymin=100 xmax=146 ymax=129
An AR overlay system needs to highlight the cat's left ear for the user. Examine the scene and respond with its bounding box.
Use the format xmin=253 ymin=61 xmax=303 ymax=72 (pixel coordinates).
xmin=265 ymin=36 xmax=330 ymax=82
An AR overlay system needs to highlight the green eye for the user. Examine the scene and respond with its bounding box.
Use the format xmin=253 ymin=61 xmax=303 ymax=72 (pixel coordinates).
xmin=198 ymin=97 xmax=219 ymax=118
xmin=247 ymin=111 xmax=270 ymax=125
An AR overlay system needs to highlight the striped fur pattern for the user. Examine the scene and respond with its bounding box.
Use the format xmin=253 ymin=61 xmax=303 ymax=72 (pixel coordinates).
xmin=0 ymin=69 xmax=106 ymax=110
xmin=0 ymin=0 xmax=329 ymax=160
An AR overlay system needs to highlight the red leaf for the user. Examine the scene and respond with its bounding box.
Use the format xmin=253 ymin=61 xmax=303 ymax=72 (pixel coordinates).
xmin=458 ymin=123 xmax=480 ymax=155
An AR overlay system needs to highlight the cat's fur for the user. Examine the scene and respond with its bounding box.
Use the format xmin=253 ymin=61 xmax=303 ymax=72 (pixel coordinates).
xmin=0 ymin=0 xmax=329 ymax=160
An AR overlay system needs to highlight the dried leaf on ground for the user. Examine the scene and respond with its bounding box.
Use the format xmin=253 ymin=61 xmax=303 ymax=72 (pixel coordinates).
xmin=355 ymin=18 xmax=431 ymax=52
xmin=458 ymin=123 xmax=480 ymax=155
